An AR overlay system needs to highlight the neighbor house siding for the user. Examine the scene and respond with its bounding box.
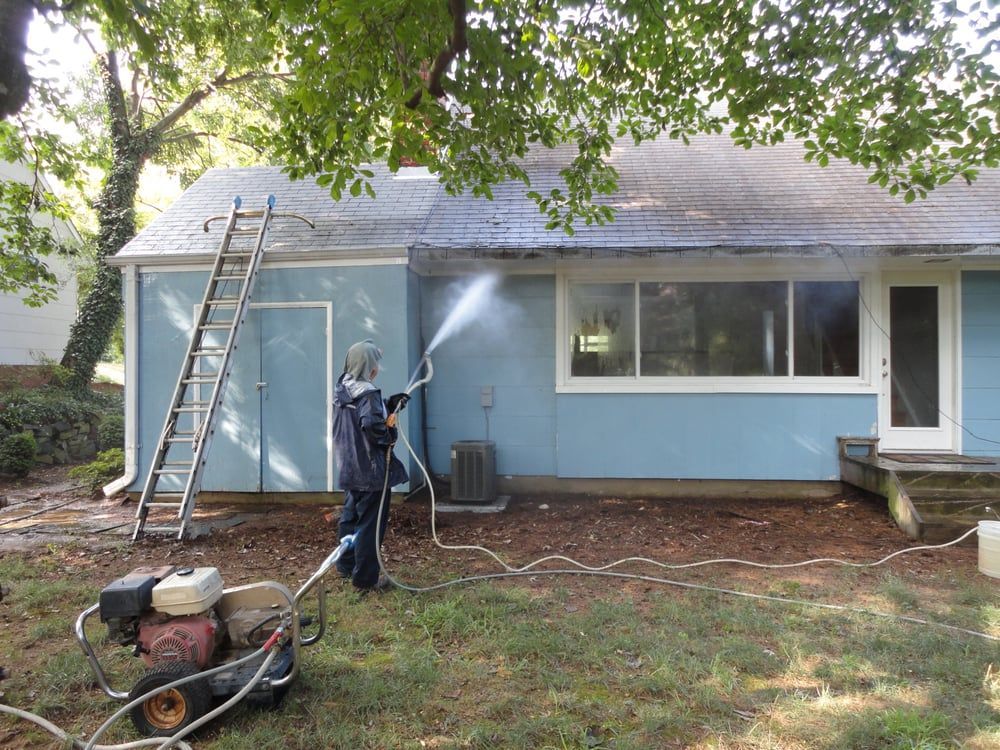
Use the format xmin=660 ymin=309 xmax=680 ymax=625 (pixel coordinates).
xmin=961 ymin=270 xmax=1000 ymax=454
xmin=421 ymin=275 xmax=557 ymax=477
xmin=555 ymin=393 xmax=876 ymax=480
xmin=131 ymin=263 xmax=412 ymax=493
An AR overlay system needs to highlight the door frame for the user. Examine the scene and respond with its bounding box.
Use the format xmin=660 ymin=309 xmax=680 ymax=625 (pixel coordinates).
xmin=877 ymin=271 xmax=960 ymax=453
xmin=194 ymin=300 xmax=334 ymax=491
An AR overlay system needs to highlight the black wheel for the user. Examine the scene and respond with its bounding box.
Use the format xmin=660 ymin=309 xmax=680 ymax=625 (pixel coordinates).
xmin=128 ymin=662 xmax=211 ymax=738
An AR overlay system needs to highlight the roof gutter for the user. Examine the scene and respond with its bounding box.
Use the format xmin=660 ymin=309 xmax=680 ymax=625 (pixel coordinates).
xmin=105 ymin=244 xmax=410 ymax=267
xmin=103 ymin=264 xmax=139 ymax=497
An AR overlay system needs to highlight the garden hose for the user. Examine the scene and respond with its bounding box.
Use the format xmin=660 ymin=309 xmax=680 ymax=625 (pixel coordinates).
xmin=364 ymin=410 xmax=998 ymax=644
xmin=0 ymin=703 xmax=193 ymax=750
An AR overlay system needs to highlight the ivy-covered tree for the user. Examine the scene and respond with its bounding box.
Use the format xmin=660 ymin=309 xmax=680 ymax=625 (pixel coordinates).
xmin=267 ymin=0 xmax=1000 ymax=231
xmin=10 ymin=4 xmax=282 ymax=390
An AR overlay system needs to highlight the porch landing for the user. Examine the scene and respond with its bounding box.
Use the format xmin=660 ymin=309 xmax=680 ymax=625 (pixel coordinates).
xmin=839 ymin=438 xmax=1000 ymax=543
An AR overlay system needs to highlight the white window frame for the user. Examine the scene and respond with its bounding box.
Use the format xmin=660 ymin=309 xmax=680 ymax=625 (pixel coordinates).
xmin=556 ymin=267 xmax=877 ymax=394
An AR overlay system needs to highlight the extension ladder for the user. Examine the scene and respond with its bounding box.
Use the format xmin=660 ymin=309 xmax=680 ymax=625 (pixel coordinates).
xmin=133 ymin=195 xmax=314 ymax=541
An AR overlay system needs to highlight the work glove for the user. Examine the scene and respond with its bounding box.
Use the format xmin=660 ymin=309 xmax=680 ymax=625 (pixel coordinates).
xmin=387 ymin=392 xmax=410 ymax=414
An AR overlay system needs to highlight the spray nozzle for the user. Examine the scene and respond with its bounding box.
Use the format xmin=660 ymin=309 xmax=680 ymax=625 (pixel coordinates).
xmin=405 ymin=352 xmax=434 ymax=396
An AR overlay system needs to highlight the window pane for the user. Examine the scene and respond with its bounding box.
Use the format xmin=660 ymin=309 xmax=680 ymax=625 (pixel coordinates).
xmin=569 ymin=283 xmax=635 ymax=376
xmin=639 ymin=282 xmax=788 ymax=376
xmin=793 ymin=281 xmax=860 ymax=377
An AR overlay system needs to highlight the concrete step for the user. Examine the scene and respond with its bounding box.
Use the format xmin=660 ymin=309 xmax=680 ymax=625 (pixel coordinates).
xmin=897 ymin=470 xmax=1000 ymax=492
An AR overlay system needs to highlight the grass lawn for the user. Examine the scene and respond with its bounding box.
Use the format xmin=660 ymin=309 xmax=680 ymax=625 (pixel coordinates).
xmin=0 ymin=542 xmax=998 ymax=749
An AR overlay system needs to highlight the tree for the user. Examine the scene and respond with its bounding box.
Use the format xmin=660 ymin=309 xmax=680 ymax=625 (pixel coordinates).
xmin=267 ymin=0 xmax=1000 ymax=232
xmin=15 ymin=4 xmax=281 ymax=389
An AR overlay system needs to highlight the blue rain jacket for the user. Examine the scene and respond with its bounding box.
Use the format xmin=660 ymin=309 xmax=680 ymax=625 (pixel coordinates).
xmin=332 ymin=373 xmax=409 ymax=491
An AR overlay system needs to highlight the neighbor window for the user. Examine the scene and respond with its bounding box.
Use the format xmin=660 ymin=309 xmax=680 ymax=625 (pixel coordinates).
xmin=568 ymin=279 xmax=860 ymax=380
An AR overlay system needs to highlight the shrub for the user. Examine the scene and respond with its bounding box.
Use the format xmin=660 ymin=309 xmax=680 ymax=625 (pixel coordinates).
xmin=0 ymin=432 xmax=37 ymax=477
xmin=0 ymin=385 xmax=122 ymax=432
xmin=97 ymin=412 xmax=125 ymax=449
xmin=69 ymin=448 xmax=125 ymax=493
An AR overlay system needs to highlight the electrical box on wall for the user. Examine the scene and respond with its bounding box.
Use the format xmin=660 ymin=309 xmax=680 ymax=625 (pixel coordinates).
xmin=480 ymin=385 xmax=494 ymax=407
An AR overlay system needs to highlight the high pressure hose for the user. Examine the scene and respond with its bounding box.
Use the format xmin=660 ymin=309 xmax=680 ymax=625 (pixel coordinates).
xmin=0 ymin=704 xmax=193 ymax=750
xmin=369 ymin=358 xmax=997 ymax=643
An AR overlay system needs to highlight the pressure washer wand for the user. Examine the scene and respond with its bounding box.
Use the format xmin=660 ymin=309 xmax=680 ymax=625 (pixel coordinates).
xmin=404 ymin=352 xmax=434 ymax=396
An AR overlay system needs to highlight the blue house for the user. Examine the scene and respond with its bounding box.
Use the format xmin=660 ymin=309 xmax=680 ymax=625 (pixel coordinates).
xmin=107 ymin=134 xmax=1000 ymax=504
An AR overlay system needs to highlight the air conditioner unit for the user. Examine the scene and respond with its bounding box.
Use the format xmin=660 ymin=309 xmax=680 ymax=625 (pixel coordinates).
xmin=450 ymin=441 xmax=496 ymax=503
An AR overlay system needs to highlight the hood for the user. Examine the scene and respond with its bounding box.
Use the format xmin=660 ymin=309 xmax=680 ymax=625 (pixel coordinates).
xmin=335 ymin=372 xmax=378 ymax=406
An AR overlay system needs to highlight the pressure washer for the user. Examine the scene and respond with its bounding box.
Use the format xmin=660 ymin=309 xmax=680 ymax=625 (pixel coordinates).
xmin=66 ymin=354 xmax=436 ymax=745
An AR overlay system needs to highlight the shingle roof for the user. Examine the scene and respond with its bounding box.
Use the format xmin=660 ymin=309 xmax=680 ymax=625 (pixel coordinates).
xmin=114 ymin=134 xmax=1000 ymax=261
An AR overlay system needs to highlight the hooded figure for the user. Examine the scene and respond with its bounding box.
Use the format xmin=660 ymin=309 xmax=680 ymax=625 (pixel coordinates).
xmin=332 ymin=339 xmax=409 ymax=591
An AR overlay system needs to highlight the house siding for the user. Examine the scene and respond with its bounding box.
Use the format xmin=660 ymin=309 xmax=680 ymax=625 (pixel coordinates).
xmin=130 ymin=264 xmax=412 ymax=493
xmin=421 ymin=275 xmax=558 ymax=477
xmin=961 ymin=270 xmax=1000 ymax=454
xmin=420 ymin=274 xmax=877 ymax=482
xmin=556 ymin=393 xmax=875 ymax=480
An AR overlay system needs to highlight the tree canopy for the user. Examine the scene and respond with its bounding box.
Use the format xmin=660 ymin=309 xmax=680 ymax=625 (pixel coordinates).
xmin=268 ymin=0 xmax=1000 ymax=232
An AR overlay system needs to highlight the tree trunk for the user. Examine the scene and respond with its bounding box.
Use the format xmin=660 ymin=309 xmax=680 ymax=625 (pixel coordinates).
xmin=61 ymin=52 xmax=152 ymax=390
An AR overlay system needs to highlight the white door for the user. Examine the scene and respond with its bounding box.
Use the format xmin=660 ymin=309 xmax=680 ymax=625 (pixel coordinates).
xmin=879 ymin=273 xmax=956 ymax=452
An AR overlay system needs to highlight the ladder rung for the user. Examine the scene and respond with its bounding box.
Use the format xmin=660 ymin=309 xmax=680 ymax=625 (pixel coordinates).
xmin=146 ymin=502 xmax=183 ymax=509
xmin=192 ymin=350 xmax=225 ymax=357
xmin=151 ymin=493 xmax=184 ymax=499
xmin=174 ymin=406 xmax=209 ymax=413
xmin=213 ymin=275 xmax=246 ymax=281
xmin=154 ymin=468 xmax=192 ymax=475
xmin=227 ymin=228 xmax=260 ymax=236
xmin=207 ymin=299 xmax=240 ymax=307
xmin=199 ymin=323 xmax=233 ymax=330
xmin=179 ymin=400 xmax=211 ymax=406
xmin=162 ymin=461 xmax=193 ymax=467
xmin=165 ymin=437 xmax=195 ymax=443
xmin=222 ymin=251 xmax=253 ymax=257
xmin=181 ymin=378 xmax=217 ymax=385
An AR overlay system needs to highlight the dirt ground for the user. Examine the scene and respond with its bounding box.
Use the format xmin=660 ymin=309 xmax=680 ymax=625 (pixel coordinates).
xmin=0 ymin=465 xmax=977 ymax=593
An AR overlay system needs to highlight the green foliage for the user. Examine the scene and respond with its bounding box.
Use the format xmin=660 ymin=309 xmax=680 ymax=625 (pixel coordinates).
xmin=269 ymin=0 xmax=1000 ymax=232
xmin=0 ymin=431 xmax=36 ymax=477
xmin=68 ymin=447 xmax=125 ymax=491
xmin=96 ymin=411 xmax=124 ymax=449
xmin=0 ymin=385 xmax=121 ymax=431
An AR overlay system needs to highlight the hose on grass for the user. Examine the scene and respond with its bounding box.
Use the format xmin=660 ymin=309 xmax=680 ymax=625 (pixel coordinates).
xmin=84 ymin=644 xmax=272 ymax=750
xmin=0 ymin=703 xmax=193 ymax=750
xmin=366 ymin=423 xmax=999 ymax=644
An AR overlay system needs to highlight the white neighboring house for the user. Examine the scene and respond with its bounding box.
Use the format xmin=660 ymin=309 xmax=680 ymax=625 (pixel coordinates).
xmin=0 ymin=160 xmax=81 ymax=364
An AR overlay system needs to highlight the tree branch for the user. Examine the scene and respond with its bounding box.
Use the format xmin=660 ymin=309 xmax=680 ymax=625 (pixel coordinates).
xmin=406 ymin=0 xmax=468 ymax=108
xmin=145 ymin=70 xmax=284 ymax=141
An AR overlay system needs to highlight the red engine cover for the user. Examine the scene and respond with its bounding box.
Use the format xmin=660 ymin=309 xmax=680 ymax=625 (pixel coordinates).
xmin=138 ymin=615 xmax=217 ymax=668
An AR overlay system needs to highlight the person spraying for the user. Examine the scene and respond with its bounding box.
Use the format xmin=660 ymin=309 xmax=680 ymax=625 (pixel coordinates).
xmin=332 ymin=340 xmax=410 ymax=592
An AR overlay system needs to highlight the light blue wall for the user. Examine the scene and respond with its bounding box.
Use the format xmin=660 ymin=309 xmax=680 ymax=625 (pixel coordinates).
xmin=421 ymin=275 xmax=876 ymax=481
xmin=420 ymin=275 xmax=557 ymax=477
xmin=556 ymin=393 xmax=875 ymax=480
xmin=962 ymin=271 xmax=1000 ymax=455
xmin=132 ymin=264 xmax=413 ymax=492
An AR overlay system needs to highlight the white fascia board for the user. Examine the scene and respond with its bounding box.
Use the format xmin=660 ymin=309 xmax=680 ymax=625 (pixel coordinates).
xmin=107 ymin=246 xmax=410 ymax=268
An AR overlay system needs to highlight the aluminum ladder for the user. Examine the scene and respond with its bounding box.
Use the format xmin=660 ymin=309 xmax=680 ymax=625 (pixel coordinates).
xmin=133 ymin=195 xmax=314 ymax=541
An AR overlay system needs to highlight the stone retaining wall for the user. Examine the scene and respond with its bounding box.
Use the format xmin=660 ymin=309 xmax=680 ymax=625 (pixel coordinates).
xmin=0 ymin=419 xmax=99 ymax=465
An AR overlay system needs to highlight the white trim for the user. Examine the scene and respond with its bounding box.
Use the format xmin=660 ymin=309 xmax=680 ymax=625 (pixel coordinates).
xmin=131 ymin=256 xmax=408 ymax=273
xmin=556 ymin=268 xmax=875 ymax=395
xmin=191 ymin=300 xmax=334 ymax=492
xmin=877 ymin=271 xmax=958 ymax=452
xmin=103 ymin=265 xmax=139 ymax=496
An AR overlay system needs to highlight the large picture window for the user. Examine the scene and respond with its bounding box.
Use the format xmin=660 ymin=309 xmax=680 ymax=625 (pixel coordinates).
xmin=568 ymin=279 xmax=861 ymax=381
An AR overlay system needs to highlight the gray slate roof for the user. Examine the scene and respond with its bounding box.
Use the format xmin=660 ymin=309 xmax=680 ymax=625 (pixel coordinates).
xmin=115 ymin=134 xmax=1000 ymax=261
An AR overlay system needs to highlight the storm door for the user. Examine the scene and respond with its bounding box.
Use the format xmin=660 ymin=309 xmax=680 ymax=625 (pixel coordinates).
xmin=200 ymin=304 xmax=330 ymax=492
xmin=879 ymin=274 xmax=955 ymax=452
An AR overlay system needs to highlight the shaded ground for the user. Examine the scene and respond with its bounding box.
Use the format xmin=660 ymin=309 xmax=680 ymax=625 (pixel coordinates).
xmin=1 ymin=467 xmax=996 ymax=749
xmin=0 ymin=466 xmax=978 ymax=592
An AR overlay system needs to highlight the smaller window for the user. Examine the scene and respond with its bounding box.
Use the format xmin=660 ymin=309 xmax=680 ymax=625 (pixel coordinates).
xmin=569 ymin=283 xmax=635 ymax=376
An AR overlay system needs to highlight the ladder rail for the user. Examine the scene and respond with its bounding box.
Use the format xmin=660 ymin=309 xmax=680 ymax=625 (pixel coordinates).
xmin=134 ymin=195 xmax=311 ymax=541
xmin=133 ymin=203 xmax=244 ymax=537
xmin=175 ymin=199 xmax=276 ymax=538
